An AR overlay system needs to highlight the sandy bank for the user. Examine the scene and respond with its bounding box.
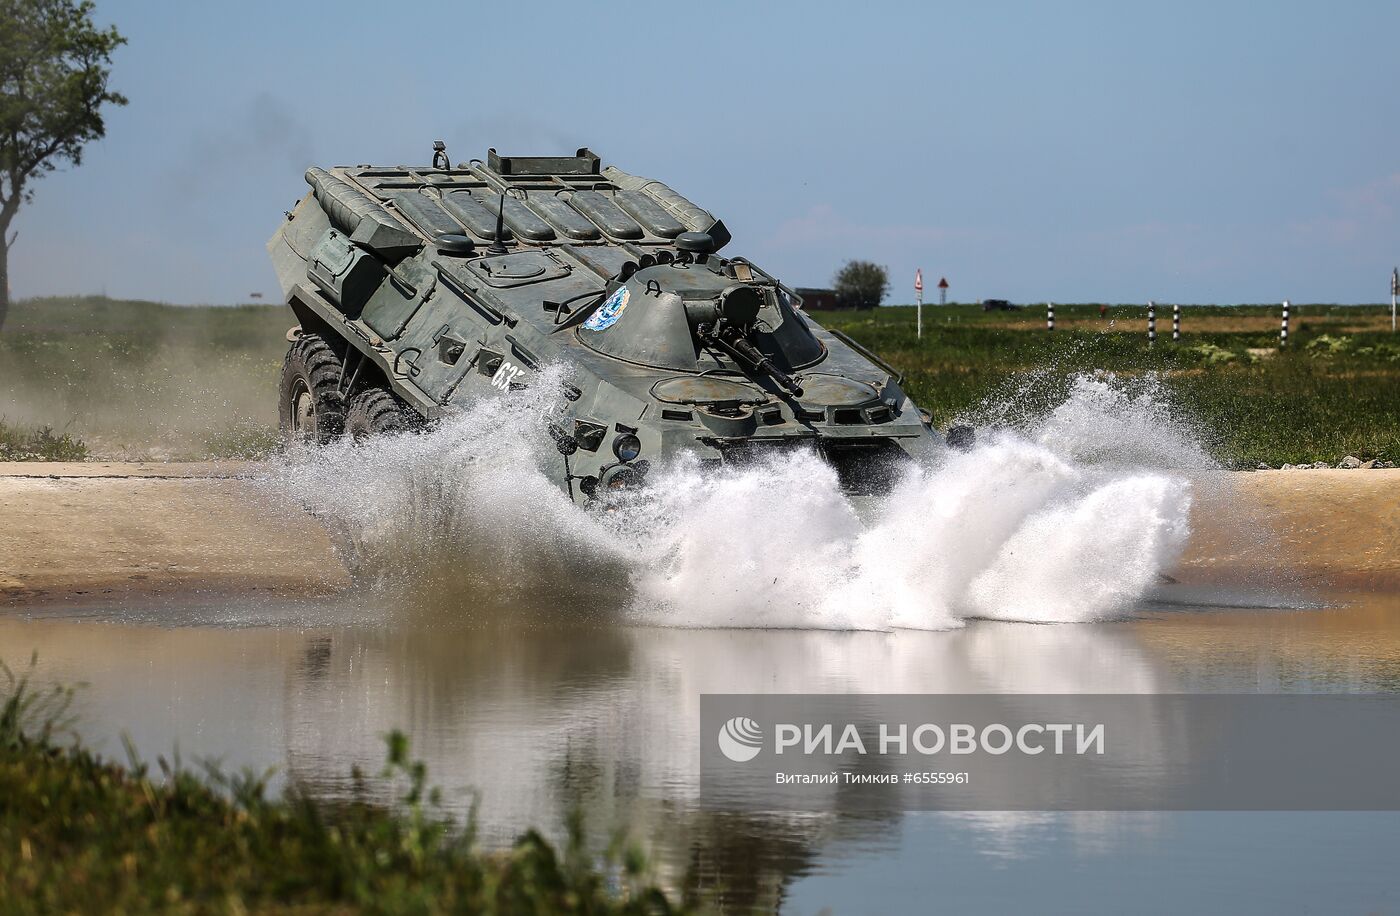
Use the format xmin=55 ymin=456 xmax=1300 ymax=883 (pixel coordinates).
xmin=0 ymin=462 xmax=347 ymax=607
xmin=1174 ymin=469 xmax=1400 ymax=593
xmin=1 ymin=464 xmax=1396 ymax=608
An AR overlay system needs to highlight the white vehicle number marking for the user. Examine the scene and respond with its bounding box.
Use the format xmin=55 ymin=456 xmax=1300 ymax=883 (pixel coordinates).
xmin=491 ymin=360 xmax=524 ymax=391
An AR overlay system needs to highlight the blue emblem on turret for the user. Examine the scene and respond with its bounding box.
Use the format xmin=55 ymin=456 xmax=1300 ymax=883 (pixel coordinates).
xmin=583 ymin=287 xmax=629 ymax=331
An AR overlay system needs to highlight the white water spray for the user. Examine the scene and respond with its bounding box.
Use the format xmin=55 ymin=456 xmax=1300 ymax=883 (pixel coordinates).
xmin=264 ymin=372 xmax=1200 ymax=630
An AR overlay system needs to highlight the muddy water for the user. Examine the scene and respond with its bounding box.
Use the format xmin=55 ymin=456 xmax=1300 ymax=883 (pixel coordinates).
xmin=4 ymin=591 xmax=1400 ymax=914
xmin=6 ymin=371 xmax=1398 ymax=912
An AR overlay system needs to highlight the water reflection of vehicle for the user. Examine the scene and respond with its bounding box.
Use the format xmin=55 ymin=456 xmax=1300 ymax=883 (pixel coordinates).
xmin=274 ymin=619 xmax=1171 ymax=906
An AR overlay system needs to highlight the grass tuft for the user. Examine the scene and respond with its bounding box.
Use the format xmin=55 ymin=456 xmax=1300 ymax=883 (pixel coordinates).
xmin=0 ymin=419 xmax=89 ymax=461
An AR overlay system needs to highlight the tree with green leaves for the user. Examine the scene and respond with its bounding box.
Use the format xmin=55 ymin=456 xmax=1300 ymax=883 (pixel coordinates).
xmin=832 ymin=259 xmax=889 ymax=310
xmin=0 ymin=0 xmax=125 ymax=331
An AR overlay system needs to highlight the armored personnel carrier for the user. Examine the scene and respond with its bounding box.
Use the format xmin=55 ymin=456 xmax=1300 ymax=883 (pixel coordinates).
xmin=268 ymin=146 xmax=943 ymax=504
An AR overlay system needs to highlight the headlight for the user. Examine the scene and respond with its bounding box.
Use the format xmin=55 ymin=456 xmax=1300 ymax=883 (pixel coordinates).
xmin=612 ymin=433 xmax=641 ymax=462
xmin=602 ymin=466 xmax=639 ymax=491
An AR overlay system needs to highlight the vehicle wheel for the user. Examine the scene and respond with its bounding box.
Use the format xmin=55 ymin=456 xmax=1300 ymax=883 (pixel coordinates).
xmin=279 ymin=333 xmax=346 ymax=445
xmin=346 ymin=387 xmax=416 ymax=442
xmin=945 ymin=425 xmax=976 ymax=451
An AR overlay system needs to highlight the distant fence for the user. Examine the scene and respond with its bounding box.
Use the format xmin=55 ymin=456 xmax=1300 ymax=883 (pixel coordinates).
xmin=1031 ymin=300 xmax=1296 ymax=348
xmin=900 ymin=300 xmax=1304 ymax=349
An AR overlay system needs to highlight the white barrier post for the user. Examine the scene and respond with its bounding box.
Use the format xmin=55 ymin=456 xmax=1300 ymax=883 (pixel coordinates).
xmin=1047 ymin=302 xmax=1055 ymax=332
xmin=1148 ymin=301 xmax=1156 ymax=345
xmin=1172 ymin=303 xmax=1181 ymax=342
xmin=1280 ymin=300 xmax=1290 ymax=348
xmin=915 ymin=268 xmax=924 ymax=340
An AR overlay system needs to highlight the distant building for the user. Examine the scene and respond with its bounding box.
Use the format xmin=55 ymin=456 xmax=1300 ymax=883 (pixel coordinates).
xmin=794 ymin=287 xmax=841 ymax=310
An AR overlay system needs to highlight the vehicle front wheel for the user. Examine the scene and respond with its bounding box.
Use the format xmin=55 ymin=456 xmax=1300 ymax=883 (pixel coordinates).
xmin=279 ymin=333 xmax=346 ymax=445
xmin=346 ymin=387 xmax=417 ymax=442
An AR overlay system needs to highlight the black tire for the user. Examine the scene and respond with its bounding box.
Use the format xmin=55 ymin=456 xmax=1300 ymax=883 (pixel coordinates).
xmin=346 ymin=387 xmax=415 ymax=442
xmin=945 ymin=425 xmax=976 ymax=451
xmin=279 ymin=333 xmax=346 ymax=445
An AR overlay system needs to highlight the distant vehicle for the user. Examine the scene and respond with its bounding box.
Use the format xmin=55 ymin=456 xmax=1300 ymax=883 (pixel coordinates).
xmin=268 ymin=145 xmax=953 ymax=506
xmin=981 ymin=299 xmax=1022 ymax=312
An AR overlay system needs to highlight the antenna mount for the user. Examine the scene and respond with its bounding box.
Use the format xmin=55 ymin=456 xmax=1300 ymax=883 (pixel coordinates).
xmin=486 ymin=193 xmax=509 ymax=256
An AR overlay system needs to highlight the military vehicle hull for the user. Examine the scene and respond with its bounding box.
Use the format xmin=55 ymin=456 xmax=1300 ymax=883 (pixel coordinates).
xmin=269 ymin=147 xmax=943 ymax=506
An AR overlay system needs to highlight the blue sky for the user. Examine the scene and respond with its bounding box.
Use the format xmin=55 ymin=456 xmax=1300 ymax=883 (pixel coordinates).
xmin=11 ymin=0 xmax=1400 ymax=304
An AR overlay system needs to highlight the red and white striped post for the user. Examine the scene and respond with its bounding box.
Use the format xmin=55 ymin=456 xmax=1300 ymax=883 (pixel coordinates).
xmin=1280 ymin=300 xmax=1290 ymax=348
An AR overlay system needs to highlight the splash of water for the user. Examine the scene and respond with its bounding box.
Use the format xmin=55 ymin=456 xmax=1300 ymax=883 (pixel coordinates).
xmin=263 ymin=372 xmax=1200 ymax=630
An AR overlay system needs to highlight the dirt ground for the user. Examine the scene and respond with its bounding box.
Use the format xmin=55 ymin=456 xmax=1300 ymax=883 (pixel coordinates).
xmin=0 ymin=463 xmax=1396 ymax=608
xmin=0 ymin=462 xmax=348 ymax=607
xmin=1173 ymin=470 xmax=1400 ymax=593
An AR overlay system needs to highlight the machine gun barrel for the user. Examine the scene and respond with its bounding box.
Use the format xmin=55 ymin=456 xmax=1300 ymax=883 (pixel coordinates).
xmin=702 ymin=325 xmax=804 ymax=398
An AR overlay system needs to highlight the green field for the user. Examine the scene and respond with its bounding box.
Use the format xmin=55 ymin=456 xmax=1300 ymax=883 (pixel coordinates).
xmin=816 ymin=302 xmax=1400 ymax=468
xmin=2 ymin=296 xmax=1397 ymax=467
xmin=0 ymin=297 xmax=289 ymax=460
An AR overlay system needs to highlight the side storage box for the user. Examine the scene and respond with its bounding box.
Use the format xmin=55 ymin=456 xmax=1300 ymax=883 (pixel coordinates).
xmin=307 ymin=228 xmax=385 ymax=319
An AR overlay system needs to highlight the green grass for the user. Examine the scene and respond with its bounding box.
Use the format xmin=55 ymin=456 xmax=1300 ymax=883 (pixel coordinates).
xmin=817 ymin=303 xmax=1400 ymax=468
xmin=0 ymin=660 xmax=691 ymax=914
xmin=0 ymin=419 xmax=89 ymax=461
xmin=2 ymin=296 xmax=1397 ymax=466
